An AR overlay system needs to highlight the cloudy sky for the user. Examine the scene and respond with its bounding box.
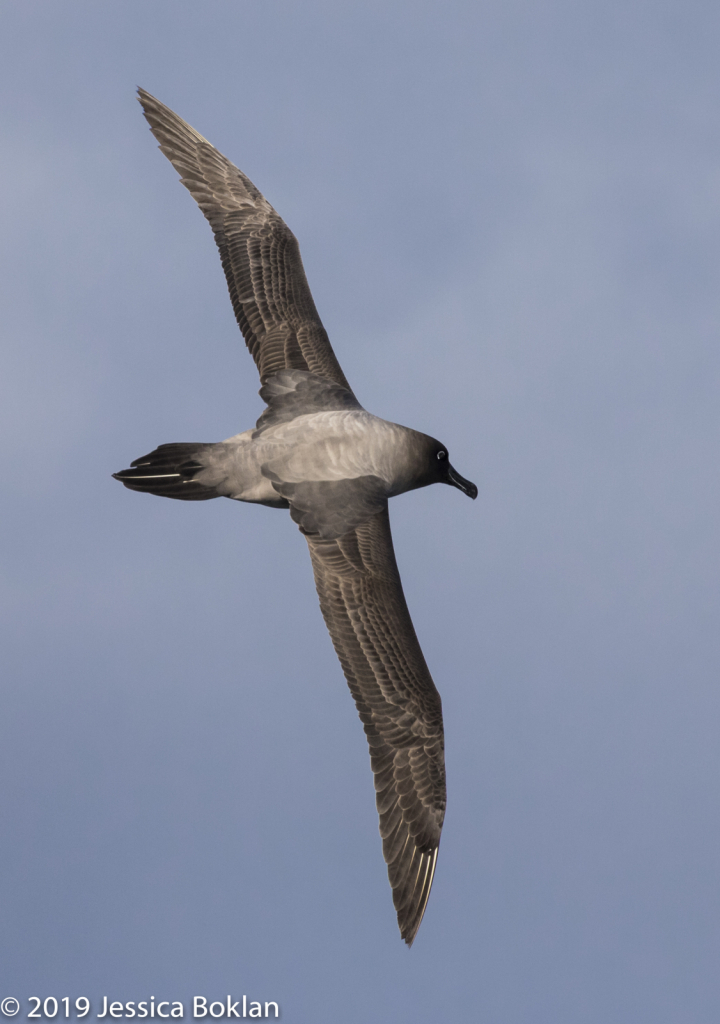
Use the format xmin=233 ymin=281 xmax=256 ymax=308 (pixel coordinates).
xmin=1 ymin=2 xmax=720 ymax=1021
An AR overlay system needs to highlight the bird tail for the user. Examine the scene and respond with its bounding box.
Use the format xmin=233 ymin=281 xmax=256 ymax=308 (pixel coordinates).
xmin=113 ymin=443 xmax=220 ymax=500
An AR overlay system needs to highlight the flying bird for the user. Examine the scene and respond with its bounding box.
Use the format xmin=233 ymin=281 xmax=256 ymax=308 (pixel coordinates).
xmin=114 ymin=89 xmax=477 ymax=946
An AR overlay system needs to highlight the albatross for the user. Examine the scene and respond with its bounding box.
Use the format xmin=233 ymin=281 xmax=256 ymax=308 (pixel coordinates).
xmin=114 ymin=89 xmax=477 ymax=946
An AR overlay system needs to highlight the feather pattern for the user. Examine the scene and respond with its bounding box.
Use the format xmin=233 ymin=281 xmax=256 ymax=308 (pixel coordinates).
xmin=137 ymin=89 xmax=352 ymax=391
xmin=307 ymin=509 xmax=446 ymax=945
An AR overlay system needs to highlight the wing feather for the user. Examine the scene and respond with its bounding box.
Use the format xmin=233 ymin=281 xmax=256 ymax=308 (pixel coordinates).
xmin=306 ymin=508 xmax=446 ymax=945
xmin=137 ymin=89 xmax=352 ymax=391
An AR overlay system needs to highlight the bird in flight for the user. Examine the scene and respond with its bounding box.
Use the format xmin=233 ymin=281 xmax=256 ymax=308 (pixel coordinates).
xmin=114 ymin=89 xmax=477 ymax=945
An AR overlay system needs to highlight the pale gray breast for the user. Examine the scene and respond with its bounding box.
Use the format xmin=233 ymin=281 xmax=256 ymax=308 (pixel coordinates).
xmin=257 ymin=411 xmax=415 ymax=489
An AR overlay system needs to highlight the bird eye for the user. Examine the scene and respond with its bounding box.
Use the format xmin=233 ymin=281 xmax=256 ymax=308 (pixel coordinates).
xmin=437 ymin=450 xmax=447 ymax=460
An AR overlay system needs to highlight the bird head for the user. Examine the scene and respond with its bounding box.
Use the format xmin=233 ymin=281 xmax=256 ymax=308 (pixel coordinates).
xmin=417 ymin=435 xmax=478 ymax=499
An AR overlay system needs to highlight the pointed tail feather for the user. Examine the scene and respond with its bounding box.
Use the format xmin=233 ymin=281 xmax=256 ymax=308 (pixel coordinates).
xmin=113 ymin=443 xmax=220 ymax=501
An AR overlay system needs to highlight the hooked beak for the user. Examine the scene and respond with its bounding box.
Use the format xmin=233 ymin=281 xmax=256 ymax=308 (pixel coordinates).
xmin=447 ymin=464 xmax=478 ymax=499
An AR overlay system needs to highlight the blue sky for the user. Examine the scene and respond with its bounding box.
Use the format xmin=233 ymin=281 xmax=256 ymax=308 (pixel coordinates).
xmin=1 ymin=2 xmax=720 ymax=1021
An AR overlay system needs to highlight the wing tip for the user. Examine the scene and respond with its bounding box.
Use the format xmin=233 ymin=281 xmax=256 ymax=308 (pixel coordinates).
xmin=134 ymin=87 xmax=227 ymax=177
xmin=397 ymin=846 xmax=439 ymax=947
xmin=136 ymin=86 xmax=158 ymax=113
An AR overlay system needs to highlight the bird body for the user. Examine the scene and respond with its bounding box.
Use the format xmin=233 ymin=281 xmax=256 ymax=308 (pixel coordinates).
xmin=121 ymin=372 xmax=471 ymax=538
xmin=114 ymin=90 xmax=476 ymax=945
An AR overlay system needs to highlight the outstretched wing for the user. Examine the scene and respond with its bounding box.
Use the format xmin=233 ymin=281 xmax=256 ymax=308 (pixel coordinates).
xmin=137 ymin=89 xmax=352 ymax=391
xmin=306 ymin=508 xmax=446 ymax=945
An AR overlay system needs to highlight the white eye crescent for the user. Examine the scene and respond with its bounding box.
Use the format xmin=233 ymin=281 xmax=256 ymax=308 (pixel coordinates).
xmin=437 ymin=450 xmax=447 ymax=460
